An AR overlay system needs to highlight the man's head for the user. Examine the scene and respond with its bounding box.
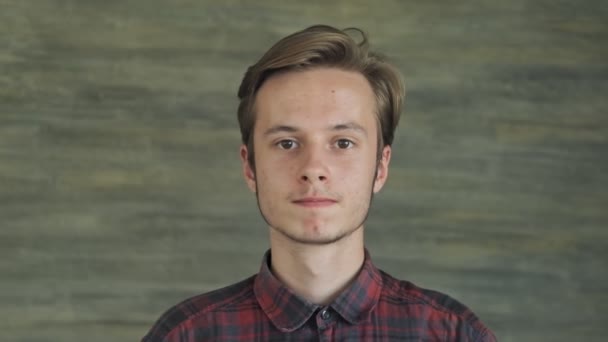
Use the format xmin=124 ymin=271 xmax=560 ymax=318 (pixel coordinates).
xmin=236 ymin=25 xmax=405 ymax=245
xmin=237 ymin=25 xmax=405 ymax=169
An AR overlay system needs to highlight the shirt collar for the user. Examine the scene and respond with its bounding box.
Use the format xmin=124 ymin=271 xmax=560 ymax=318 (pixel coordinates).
xmin=253 ymin=249 xmax=383 ymax=332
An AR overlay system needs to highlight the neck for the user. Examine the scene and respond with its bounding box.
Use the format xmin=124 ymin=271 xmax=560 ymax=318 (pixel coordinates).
xmin=268 ymin=229 xmax=365 ymax=305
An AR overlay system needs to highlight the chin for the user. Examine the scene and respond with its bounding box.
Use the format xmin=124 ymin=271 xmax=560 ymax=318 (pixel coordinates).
xmin=273 ymin=223 xmax=359 ymax=246
xmin=288 ymin=234 xmax=346 ymax=246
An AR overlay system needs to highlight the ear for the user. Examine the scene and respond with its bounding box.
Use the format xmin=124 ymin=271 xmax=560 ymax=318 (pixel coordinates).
xmin=240 ymin=145 xmax=257 ymax=193
xmin=373 ymin=145 xmax=391 ymax=193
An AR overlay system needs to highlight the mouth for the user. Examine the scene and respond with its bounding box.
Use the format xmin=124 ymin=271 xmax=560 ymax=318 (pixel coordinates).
xmin=292 ymin=197 xmax=338 ymax=208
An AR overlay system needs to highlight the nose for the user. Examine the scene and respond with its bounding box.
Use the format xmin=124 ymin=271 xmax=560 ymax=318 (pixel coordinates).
xmin=299 ymin=147 xmax=329 ymax=184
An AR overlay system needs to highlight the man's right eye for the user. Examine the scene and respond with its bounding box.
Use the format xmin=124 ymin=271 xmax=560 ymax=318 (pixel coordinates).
xmin=277 ymin=140 xmax=298 ymax=150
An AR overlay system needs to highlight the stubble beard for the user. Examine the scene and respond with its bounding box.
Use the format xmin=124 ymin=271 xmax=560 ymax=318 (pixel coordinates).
xmin=254 ymin=172 xmax=377 ymax=246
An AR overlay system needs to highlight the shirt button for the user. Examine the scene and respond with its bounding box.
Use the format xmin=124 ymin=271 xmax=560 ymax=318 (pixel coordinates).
xmin=320 ymin=309 xmax=331 ymax=320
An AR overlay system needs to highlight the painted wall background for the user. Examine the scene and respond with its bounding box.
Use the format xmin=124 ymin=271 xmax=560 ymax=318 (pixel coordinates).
xmin=1 ymin=1 xmax=607 ymax=341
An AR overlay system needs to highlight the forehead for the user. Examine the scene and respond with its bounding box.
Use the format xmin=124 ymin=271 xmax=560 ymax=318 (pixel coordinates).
xmin=253 ymin=68 xmax=377 ymax=130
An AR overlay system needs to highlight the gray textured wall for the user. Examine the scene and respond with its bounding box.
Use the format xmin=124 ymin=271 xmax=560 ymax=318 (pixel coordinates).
xmin=1 ymin=1 xmax=607 ymax=341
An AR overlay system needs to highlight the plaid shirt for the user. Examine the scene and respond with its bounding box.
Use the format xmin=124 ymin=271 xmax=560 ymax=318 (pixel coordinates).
xmin=143 ymin=250 xmax=496 ymax=341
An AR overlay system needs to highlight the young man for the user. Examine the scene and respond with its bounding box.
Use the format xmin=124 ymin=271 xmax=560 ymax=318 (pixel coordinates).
xmin=143 ymin=25 xmax=496 ymax=341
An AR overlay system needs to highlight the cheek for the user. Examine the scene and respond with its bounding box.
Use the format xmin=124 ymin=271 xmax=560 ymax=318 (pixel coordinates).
xmin=339 ymin=154 xmax=377 ymax=177
xmin=335 ymin=164 xmax=377 ymax=197
xmin=261 ymin=153 xmax=299 ymax=175
xmin=256 ymin=163 xmax=293 ymax=194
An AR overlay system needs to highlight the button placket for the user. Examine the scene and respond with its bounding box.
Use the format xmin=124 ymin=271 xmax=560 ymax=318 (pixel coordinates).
xmin=316 ymin=307 xmax=334 ymax=339
xmin=320 ymin=309 xmax=331 ymax=321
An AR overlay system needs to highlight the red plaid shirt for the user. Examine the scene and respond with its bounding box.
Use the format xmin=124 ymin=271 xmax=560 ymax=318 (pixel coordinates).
xmin=143 ymin=250 xmax=496 ymax=341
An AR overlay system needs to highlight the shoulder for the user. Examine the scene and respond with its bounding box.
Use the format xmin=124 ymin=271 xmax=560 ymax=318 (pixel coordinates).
xmin=379 ymin=270 xmax=496 ymax=341
xmin=380 ymin=270 xmax=476 ymax=319
xmin=141 ymin=275 xmax=256 ymax=341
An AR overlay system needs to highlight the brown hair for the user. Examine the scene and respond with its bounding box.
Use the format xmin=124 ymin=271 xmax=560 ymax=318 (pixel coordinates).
xmin=237 ymin=24 xmax=405 ymax=168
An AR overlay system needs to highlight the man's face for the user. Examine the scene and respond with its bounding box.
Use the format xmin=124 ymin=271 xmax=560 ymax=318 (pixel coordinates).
xmin=240 ymin=68 xmax=391 ymax=245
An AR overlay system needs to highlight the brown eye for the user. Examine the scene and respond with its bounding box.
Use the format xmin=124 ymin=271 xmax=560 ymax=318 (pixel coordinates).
xmin=336 ymin=139 xmax=353 ymax=149
xmin=278 ymin=140 xmax=297 ymax=150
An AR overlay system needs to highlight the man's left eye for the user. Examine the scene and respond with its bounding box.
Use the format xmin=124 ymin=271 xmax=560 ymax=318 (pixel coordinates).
xmin=335 ymin=139 xmax=354 ymax=149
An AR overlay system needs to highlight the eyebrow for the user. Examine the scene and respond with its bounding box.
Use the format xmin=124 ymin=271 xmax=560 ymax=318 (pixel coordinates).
xmin=263 ymin=125 xmax=299 ymax=136
xmin=263 ymin=122 xmax=368 ymax=136
xmin=332 ymin=122 xmax=367 ymax=136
